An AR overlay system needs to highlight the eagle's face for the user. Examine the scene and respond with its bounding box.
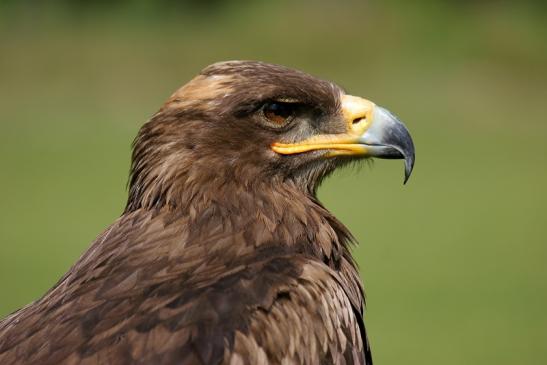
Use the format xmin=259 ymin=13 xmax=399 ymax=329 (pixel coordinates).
xmin=127 ymin=61 xmax=414 ymax=210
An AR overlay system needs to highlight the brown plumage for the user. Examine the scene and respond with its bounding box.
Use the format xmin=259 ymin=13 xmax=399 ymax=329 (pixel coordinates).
xmin=0 ymin=61 xmax=414 ymax=364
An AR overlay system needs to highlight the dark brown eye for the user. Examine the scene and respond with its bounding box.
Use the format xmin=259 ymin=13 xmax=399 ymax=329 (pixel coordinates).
xmin=262 ymin=102 xmax=296 ymax=126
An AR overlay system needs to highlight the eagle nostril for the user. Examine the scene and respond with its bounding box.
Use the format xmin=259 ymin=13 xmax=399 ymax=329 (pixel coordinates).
xmin=352 ymin=117 xmax=365 ymax=125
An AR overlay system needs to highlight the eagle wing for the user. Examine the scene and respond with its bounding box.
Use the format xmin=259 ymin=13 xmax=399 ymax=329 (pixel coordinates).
xmin=0 ymin=210 xmax=370 ymax=365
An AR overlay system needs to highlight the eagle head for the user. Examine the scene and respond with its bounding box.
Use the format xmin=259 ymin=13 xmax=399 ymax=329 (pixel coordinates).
xmin=126 ymin=61 xmax=414 ymax=212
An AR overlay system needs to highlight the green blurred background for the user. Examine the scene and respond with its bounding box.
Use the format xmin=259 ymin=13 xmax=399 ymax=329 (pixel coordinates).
xmin=1 ymin=0 xmax=546 ymax=363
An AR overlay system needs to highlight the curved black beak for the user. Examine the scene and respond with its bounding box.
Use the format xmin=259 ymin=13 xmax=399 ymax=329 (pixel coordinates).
xmin=358 ymin=106 xmax=415 ymax=184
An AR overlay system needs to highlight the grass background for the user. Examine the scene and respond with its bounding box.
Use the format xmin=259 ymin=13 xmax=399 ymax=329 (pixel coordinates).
xmin=1 ymin=1 xmax=546 ymax=363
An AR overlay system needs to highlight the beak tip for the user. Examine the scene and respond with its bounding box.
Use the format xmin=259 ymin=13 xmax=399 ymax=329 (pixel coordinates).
xmin=403 ymin=154 xmax=415 ymax=185
xmin=403 ymin=172 xmax=410 ymax=185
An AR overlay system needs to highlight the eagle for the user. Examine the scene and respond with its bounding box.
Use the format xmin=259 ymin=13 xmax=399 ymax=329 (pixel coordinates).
xmin=0 ymin=61 xmax=414 ymax=365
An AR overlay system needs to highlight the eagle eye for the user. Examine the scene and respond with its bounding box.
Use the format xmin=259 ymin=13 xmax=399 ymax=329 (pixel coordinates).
xmin=262 ymin=101 xmax=297 ymax=127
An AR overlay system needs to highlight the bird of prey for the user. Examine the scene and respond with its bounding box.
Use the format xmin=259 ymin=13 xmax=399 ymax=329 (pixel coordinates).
xmin=0 ymin=61 xmax=414 ymax=365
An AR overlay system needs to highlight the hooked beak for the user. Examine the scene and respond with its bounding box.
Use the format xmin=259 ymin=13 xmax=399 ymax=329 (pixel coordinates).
xmin=272 ymin=94 xmax=415 ymax=184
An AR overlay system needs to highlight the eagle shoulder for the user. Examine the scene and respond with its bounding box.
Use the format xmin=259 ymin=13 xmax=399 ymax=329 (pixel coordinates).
xmin=228 ymin=259 xmax=370 ymax=365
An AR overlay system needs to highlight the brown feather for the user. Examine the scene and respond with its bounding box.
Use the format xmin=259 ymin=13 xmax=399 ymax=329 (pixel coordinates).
xmin=0 ymin=61 xmax=371 ymax=364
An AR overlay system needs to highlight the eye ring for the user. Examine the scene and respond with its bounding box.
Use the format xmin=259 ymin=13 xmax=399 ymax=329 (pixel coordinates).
xmin=261 ymin=101 xmax=298 ymax=128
